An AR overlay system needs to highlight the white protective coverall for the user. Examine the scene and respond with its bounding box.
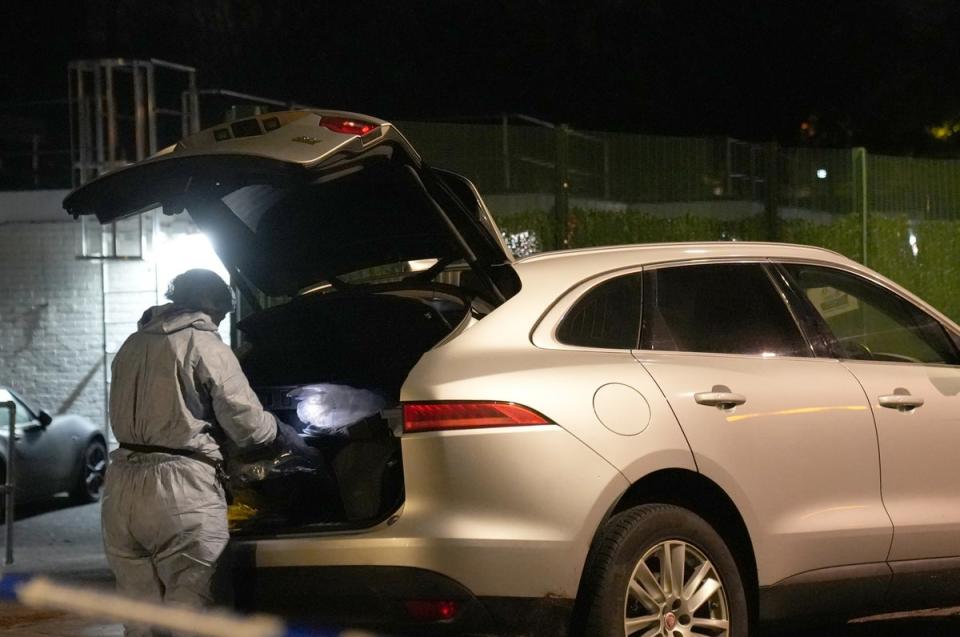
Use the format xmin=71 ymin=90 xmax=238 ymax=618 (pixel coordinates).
xmin=102 ymin=303 xmax=277 ymax=635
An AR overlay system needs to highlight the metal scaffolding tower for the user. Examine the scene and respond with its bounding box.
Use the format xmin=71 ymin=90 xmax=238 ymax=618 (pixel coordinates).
xmin=70 ymin=58 xmax=199 ymax=258
xmin=68 ymin=59 xmax=200 ymax=440
xmin=69 ymin=58 xmax=199 ymax=186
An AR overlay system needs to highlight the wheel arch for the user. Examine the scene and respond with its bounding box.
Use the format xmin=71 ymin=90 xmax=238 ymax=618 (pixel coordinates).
xmin=572 ymin=468 xmax=759 ymax=631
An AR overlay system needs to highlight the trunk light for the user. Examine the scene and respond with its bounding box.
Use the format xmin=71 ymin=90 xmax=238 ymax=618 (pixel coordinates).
xmin=319 ymin=116 xmax=379 ymax=136
xmin=403 ymin=401 xmax=550 ymax=433
xmin=403 ymin=600 xmax=460 ymax=622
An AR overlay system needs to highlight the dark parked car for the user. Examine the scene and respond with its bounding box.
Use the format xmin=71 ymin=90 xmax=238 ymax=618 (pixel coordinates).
xmin=0 ymin=386 xmax=107 ymax=507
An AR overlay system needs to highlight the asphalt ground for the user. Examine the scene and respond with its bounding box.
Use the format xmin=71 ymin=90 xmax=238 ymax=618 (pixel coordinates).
xmin=0 ymin=497 xmax=111 ymax=581
xmin=0 ymin=498 xmax=117 ymax=635
xmin=1 ymin=500 xmax=960 ymax=636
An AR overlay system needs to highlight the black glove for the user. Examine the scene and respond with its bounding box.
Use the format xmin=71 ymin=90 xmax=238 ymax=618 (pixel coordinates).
xmin=275 ymin=421 xmax=320 ymax=458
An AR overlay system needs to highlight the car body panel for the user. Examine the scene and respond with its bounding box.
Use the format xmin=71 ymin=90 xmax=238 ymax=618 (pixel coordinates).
xmin=0 ymin=387 xmax=102 ymax=501
xmin=248 ymin=425 xmax=629 ymax=598
xmin=635 ymin=350 xmax=892 ymax=585
xmin=11 ymin=420 xmax=73 ymax=498
xmin=843 ymin=360 xmax=960 ymax=561
xmin=405 ymin=339 xmax=696 ymax=483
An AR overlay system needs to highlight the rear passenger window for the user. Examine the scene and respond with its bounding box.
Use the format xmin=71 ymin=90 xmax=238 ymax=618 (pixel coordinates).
xmin=640 ymin=263 xmax=811 ymax=357
xmin=557 ymin=273 xmax=642 ymax=349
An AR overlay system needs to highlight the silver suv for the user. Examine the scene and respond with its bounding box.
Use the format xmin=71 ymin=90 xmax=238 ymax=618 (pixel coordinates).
xmin=67 ymin=111 xmax=960 ymax=636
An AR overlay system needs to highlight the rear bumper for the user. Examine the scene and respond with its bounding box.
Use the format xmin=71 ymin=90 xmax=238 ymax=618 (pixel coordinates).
xmin=229 ymin=425 xmax=628 ymax=634
xmin=231 ymin=561 xmax=574 ymax=636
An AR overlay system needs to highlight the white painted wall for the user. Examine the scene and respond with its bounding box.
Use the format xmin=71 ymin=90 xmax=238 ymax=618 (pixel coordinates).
xmin=0 ymin=190 xmax=107 ymax=427
xmin=0 ymin=191 xmax=226 ymax=435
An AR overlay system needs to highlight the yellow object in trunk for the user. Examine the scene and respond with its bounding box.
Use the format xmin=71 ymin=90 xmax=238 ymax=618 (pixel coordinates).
xmin=227 ymin=491 xmax=262 ymax=529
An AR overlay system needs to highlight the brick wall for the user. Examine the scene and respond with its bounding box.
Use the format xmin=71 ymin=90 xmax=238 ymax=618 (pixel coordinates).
xmin=0 ymin=218 xmax=107 ymax=430
xmin=1 ymin=192 xmax=222 ymax=437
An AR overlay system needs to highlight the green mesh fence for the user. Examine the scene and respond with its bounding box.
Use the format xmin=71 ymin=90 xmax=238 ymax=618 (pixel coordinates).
xmin=602 ymin=132 xmax=726 ymax=202
xmin=868 ymin=154 xmax=960 ymax=220
xmin=496 ymin=211 xmax=960 ymax=322
xmin=393 ymin=119 xmax=960 ymax=322
xmin=780 ymin=147 xmax=855 ymax=216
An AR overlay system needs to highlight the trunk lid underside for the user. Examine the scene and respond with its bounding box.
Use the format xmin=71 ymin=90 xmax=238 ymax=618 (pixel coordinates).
xmin=63 ymin=111 xmax=516 ymax=300
xmin=62 ymin=112 xmax=518 ymax=534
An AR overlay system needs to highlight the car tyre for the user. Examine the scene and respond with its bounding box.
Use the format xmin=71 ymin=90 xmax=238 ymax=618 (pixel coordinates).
xmin=578 ymin=503 xmax=748 ymax=637
xmin=71 ymin=439 xmax=107 ymax=503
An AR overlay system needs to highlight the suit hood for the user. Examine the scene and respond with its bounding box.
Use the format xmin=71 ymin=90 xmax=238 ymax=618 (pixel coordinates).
xmin=138 ymin=304 xmax=220 ymax=335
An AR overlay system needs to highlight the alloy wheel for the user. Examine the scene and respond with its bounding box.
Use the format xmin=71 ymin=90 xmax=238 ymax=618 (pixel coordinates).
xmin=83 ymin=443 xmax=107 ymax=498
xmin=623 ymin=539 xmax=730 ymax=637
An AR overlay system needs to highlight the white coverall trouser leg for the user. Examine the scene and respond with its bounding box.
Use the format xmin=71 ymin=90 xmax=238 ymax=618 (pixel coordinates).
xmin=101 ymin=451 xmax=229 ymax=637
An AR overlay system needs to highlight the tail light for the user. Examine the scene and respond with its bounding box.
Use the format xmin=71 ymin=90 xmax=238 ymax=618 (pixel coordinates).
xmin=403 ymin=600 xmax=460 ymax=622
xmin=319 ymin=116 xmax=379 ymax=136
xmin=403 ymin=401 xmax=551 ymax=433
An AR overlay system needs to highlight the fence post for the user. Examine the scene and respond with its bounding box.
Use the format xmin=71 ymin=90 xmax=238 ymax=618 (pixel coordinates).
xmin=852 ymin=147 xmax=868 ymax=265
xmin=32 ymin=135 xmax=40 ymax=188
xmin=501 ymin=113 xmax=511 ymax=191
xmin=555 ymin=124 xmax=570 ymax=249
xmin=1 ymin=401 xmax=15 ymax=565
xmin=765 ymin=140 xmax=780 ymax=241
xmin=603 ymin=137 xmax=611 ymax=200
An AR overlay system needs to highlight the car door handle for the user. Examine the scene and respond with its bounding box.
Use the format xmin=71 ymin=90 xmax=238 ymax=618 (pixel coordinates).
xmin=694 ymin=391 xmax=747 ymax=409
xmin=878 ymin=394 xmax=924 ymax=412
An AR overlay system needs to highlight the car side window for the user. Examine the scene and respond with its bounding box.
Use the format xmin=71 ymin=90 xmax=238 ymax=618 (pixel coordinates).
xmin=0 ymin=389 xmax=33 ymax=425
xmin=556 ymin=272 xmax=642 ymax=349
xmin=783 ymin=264 xmax=960 ymax=365
xmin=640 ymin=263 xmax=811 ymax=357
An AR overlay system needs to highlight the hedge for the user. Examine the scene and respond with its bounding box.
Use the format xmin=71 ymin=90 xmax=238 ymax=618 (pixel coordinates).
xmin=497 ymin=209 xmax=960 ymax=323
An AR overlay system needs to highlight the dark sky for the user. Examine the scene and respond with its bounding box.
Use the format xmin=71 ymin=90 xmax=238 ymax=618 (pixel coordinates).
xmin=3 ymin=0 xmax=960 ymax=152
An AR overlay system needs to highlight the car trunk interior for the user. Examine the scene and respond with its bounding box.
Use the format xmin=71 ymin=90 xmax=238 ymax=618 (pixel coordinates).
xmin=226 ymin=285 xmax=469 ymax=536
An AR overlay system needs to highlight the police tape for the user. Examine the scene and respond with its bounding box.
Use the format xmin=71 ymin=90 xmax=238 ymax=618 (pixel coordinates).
xmin=0 ymin=574 xmax=379 ymax=637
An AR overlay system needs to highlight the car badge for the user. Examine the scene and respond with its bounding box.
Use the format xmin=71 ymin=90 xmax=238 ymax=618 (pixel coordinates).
xmin=664 ymin=612 xmax=678 ymax=630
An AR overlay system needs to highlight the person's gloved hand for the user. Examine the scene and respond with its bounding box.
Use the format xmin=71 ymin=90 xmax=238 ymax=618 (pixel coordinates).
xmin=275 ymin=421 xmax=320 ymax=458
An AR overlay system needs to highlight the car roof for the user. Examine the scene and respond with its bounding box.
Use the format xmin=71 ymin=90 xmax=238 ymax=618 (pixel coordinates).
xmin=517 ymin=241 xmax=847 ymax=266
xmin=498 ymin=240 xmax=960 ymax=335
xmin=512 ymin=241 xmax=854 ymax=280
xmin=503 ymin=242 xmax=863 ymax=316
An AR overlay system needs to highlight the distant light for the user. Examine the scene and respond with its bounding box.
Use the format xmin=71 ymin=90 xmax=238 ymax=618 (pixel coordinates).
xmin=761 ymin=352 xmax=777 ymax=358
xmin=909 ymin=229 xmax=919 ymax=257
xmin=816 ymin=168 xmax=828 ymax=179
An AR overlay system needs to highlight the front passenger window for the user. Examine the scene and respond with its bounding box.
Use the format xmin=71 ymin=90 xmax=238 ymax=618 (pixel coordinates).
xmin=783 ymin=264 xmax=960 ymax=365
